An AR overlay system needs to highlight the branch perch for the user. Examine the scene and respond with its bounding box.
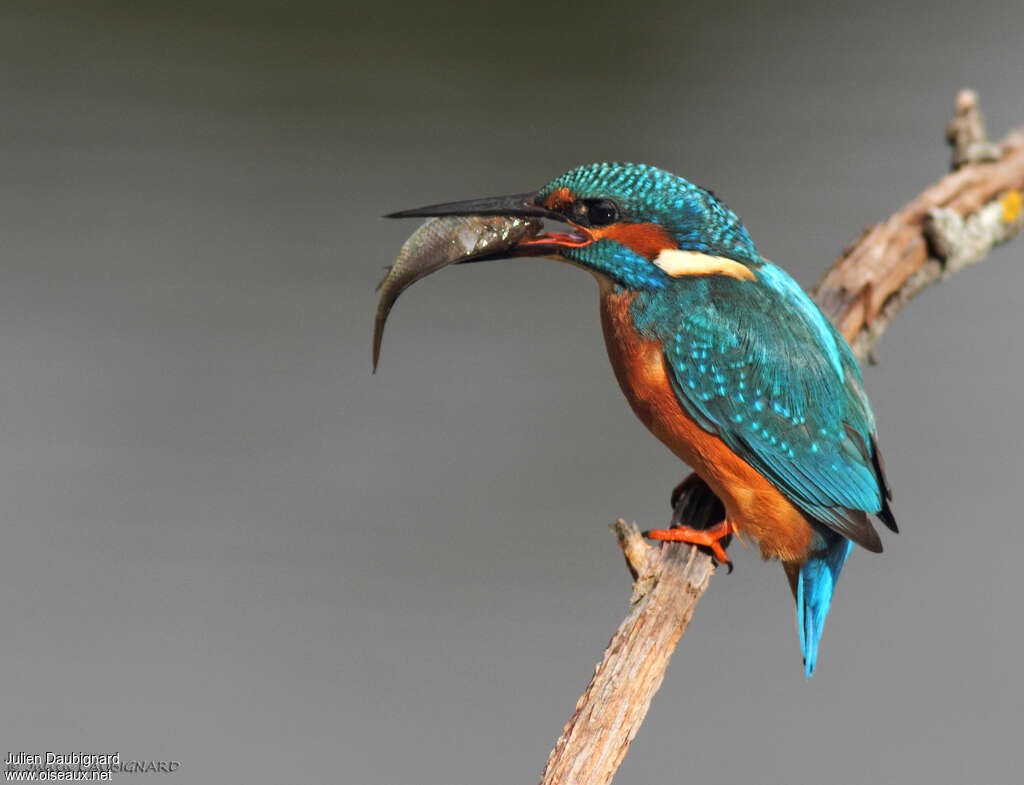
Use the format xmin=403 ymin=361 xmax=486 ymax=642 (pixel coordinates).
xmin=538 ymin=90 xmax=1024 ymax=785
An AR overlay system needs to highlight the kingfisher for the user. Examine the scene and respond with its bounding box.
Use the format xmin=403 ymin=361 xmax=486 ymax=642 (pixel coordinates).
xmin=387 ymin=162 xmax=897 ymax=676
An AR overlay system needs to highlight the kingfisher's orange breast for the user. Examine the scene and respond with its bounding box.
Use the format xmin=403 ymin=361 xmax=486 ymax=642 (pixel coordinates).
xmin=598 ymin=282 xmax=814 ymax=563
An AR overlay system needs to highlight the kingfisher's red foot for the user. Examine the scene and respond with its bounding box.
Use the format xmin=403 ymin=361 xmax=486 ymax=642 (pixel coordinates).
xmin=644 ymin=520 xmax=734 ymax=568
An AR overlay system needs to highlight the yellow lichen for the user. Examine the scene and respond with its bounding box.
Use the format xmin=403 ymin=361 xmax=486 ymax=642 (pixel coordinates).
xmin=1002 ymin=189 xmax=1022 ymax=223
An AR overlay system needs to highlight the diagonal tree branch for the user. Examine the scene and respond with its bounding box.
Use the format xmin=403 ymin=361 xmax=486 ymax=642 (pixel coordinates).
xmin=538 ymin=90 xmax=1024 ymax=785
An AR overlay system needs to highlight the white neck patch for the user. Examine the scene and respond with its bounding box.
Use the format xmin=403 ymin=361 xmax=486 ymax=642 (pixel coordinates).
xmin=654 ymin=249 xmax=755 ymax=281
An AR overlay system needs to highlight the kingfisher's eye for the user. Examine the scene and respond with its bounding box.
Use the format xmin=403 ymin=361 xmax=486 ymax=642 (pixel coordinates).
xmin=583 ymin=198 xmax=620 ymax=227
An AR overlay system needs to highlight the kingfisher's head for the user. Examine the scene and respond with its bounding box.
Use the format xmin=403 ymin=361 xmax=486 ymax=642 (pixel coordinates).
xmin=388 ymin=162 xmax=763 ymax=289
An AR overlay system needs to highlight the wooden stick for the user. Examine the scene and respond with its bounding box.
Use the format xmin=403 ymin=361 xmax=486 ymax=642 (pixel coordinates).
xmin=538 ymin=90 xmax=1024 ymax=785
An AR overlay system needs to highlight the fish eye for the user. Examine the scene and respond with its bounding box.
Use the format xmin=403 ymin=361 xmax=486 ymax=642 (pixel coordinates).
xmin=583 ymin=198 xmax=620 ymax=227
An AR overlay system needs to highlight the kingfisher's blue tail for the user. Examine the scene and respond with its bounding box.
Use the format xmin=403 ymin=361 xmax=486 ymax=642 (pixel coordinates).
xmin=797 ymin=536 xmax=854 ymax=678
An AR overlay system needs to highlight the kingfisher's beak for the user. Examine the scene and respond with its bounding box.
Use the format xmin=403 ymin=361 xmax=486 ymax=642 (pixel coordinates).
xmin=385 ymin=191 xmax=561 ymax=221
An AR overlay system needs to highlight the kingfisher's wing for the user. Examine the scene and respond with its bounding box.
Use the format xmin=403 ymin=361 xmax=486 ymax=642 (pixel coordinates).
xmin=659 ymin=264 xmax=892 ymax=552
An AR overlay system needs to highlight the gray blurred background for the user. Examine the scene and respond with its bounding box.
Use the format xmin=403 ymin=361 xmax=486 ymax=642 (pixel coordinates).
xmin=0 ymin=2 xmax=1021 ymax=783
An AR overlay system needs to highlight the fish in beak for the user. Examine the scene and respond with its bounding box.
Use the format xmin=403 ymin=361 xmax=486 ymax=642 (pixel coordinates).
xmin=375 ymin=191 xmax=604 ymax=370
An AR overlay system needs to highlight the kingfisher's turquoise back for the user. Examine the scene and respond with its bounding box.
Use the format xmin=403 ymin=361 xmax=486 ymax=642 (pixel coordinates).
xmin=628 ymin=267 xmax=888 ymax=552
xmin=627 ymin=265 xmax=892 ymax=676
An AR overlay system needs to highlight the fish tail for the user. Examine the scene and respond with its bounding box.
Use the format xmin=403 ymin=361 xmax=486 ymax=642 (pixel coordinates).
xmin=796 ymin=534 xmax=854 ymax=678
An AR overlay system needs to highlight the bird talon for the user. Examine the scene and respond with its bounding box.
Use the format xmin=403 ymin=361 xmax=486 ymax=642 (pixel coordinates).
xmin=644 ymin=520 xmax=734 ymax=571
xmin=708 ymin=540 xmax=733 ymax=571
xmin=712 ymin=544 xmax=732 ymax=569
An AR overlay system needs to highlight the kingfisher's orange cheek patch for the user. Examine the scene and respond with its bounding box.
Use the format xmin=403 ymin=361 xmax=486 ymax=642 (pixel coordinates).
xmin=595 ymin=222 xmax=677 ymax=260
xmin=541 ymin=187 xmax=575 ymax=211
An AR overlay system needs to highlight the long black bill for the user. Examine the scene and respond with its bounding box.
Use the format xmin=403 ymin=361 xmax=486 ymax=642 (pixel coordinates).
xmin=385 ymin=191 xmax=562 ymax=221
